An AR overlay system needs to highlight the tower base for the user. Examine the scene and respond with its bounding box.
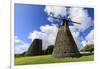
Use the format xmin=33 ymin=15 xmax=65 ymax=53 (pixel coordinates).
xmin=52 ymin=52 xmax=81 ymax=58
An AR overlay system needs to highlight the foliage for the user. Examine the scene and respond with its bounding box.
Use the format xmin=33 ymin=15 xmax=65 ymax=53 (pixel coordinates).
xmin=42 ymin=45 xmax=54 ymax=55
xmin=81 ymin=44 xmax=94 ymax=53
xmin=46 ymin=45 xmax=54 ymax=54
xmin=15 ymin=45 xmax=54 ymax=58
xmin=15 ymin=52 xmax=26 ymax=57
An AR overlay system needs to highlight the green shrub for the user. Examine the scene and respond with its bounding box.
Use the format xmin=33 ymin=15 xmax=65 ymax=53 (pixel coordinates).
xmin=81 ymin=44 xmax=94 ymax=53
xmin=42 ymin=45 xmax=54 ymax=55
xmin=15 ymin=52 xmax=26 ymax=57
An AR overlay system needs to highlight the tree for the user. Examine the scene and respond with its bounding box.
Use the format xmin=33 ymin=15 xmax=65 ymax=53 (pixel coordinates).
xmin=46 ymin=45 xmax=54 ymax=54
xmin=42 ymin=45 xmax=54 ymax=55
xmin=81 ymin=44 xmax=94 ymax=53
xmin=15 ymin=52 xmax=26 ymax=57
xmin=42 ymin=49 xmax=48 ymax=55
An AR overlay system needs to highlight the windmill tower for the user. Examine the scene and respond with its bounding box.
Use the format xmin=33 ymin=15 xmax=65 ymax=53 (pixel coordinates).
xmin=49 ymin=16 xmax=81 ymax=58
xmin=26 ymin=39 xmax=42 ymax=56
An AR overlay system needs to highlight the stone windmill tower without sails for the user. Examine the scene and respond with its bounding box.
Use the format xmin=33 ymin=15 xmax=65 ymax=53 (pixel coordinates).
xmin=49 ymin=16 xmax=81 ymax=58
xmin=26 ymin=39 xmax=42 ymax=56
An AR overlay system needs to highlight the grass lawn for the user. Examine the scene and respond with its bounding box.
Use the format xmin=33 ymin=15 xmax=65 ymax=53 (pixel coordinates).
xmin=15 ymin=54 xmax=94 ymax=65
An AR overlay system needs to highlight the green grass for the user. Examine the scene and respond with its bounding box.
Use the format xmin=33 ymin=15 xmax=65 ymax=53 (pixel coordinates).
xmin=15 ymin=54 xmax=94 ymax=65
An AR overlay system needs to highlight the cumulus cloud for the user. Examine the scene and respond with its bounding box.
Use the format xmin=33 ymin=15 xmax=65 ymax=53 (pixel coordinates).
xmin=44 ymin=6 xmax=92 ymax=32
xmin=15 ymin=36 xmax=24 ymax=44
xmin=85 ymin=30 xmax=94 ymax=44
xmin=44 ymin=6 xmax=93 ymax=48
xmin=28 ymin=25 xmax=84 ymax=50
xmin=44 ymin=6 xmax=67 ymax=22
xmin=69 ymin=26 xmax=94 ymax=49
xmin=80 ymin=30 xmax=94 ymax=47
xmin=44 ymin=6 xmax=67 ymax=17
xmin=28 ymin=24 xmax=58 ymax=50
xmin=69 ymin=8 xmax=92 ymax=31
xmin=14 ymin=36 xmax=29 ymax=54
xmin=69 ymin=26 xmax=81 ymax=49
xmin=81 ymin=40 xmax=87 ymax=47
xmin=15 ymin=44 xmax=29 ymax=54
xmin=15 ymin=6 xmax=93 ymax=53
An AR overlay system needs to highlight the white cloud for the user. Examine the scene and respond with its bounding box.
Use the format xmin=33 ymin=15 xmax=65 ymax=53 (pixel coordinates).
xmin=44 ymin=6 xmax=92 ymax=32
xmin=28 ymin=24 xmax=93 ymax=50
xmin=15 ymin=36 xmax=24 ymax=44
xmin=28 ymin=24 xmax=58 ymax=50
xmin=81 ymin=40 xmax=87 ymax=47
xmin=44 ymin=6 xmax=93 ymax=49
xmin=15 ymin=6 xmax=93 ymax=53
xmin=44 ymin=6 xmax=67 ymax=17
xmin=85 ymin=30 xmax=94 ymax=44
xmin=44 ymin=6 xmax=67 ymax=22
xmin=69 ymin=26 xmax=81 ymax=49
xmin=14 ymin=36 xmax=29 ymax=54
xmin=80 ymin=30 xmax=94 ymax=47
xmin=69 ymin=26 xmax=94 ymax=49
xmin=69 ymin=8 xmax=92 ymax=32
xmin=15 ymin=44 xmax=29 ymax=54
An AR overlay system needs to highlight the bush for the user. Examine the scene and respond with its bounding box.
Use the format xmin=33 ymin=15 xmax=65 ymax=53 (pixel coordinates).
xmin=15 ymin=52 xmax=26 ymax=57
xmin=15 ymin=45 xmax=54 ymax=57
xmin=42 ymin=45 xmax=54 ymax=55
xmin=46 ymin=45 xmax=54 ymax=54
xmin=81 ymin=44 xmax=94 ymax=53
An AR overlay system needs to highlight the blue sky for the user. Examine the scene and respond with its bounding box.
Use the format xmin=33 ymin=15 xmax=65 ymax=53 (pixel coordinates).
xmin=14 ymin=3 xmax=94 ymax=53
xmin=15 ymin=4 xmax=50 ymax=43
